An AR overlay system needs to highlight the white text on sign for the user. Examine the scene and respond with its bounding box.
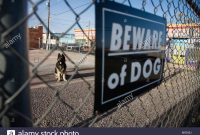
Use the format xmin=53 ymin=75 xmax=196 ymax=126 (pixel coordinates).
xmin=107 ymin=58 xmax=161 ymax=89
xmin=110 ymin=23 xmax=163 ymax=51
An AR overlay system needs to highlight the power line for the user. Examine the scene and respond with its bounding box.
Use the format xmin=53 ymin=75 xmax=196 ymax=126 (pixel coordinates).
xmin=51 ymin=2 xmax=90 ymax=16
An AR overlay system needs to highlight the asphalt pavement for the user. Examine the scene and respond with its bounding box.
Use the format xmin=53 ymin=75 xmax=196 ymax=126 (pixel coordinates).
xmin=29 ymin=49 xmax=200 ymax=127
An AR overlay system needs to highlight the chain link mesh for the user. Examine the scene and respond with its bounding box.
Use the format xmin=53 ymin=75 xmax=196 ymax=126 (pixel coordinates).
xmin=0 ymin=0 xmax=200 ymax=127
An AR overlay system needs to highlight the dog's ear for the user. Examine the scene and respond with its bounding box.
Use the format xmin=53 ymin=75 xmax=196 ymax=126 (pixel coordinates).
xmin=58 ymin=53 xmax=61 ymax=59
xmin=62 ymin=54 xmax=66 ymax=61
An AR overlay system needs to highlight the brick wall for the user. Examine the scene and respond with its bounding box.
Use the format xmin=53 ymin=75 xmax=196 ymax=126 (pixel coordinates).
xmin=28 ymin=26 xmax=43 ymax=49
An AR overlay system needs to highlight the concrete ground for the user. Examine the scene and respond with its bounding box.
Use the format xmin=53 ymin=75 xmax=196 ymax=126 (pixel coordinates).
xmin=28 ymin=49 xmax=200 ymax=127
xmin=29 ymin=49 xmax=94 ymax=88
xmin=29 ymin=49 xmax=94 ymax=72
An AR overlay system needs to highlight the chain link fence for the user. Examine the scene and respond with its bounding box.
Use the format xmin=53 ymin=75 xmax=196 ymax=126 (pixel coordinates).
xmin=0 ymin=0 xmax=200 ymax=127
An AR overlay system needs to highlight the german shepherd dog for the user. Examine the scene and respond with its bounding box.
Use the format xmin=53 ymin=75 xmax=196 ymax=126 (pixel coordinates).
xmin=55 ymin=53 xmax=67 ymax=81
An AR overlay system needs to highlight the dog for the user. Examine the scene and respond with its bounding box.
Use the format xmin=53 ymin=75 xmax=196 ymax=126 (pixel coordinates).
xmin=55 ymin=53 xmax=67 ymax=81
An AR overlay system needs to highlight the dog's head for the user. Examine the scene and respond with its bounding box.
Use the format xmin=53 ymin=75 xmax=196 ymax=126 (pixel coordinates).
xmin=56 ymin=53 xmax=66 ymax=72
xmin=57 ymin=53 xmax=65 ymax=63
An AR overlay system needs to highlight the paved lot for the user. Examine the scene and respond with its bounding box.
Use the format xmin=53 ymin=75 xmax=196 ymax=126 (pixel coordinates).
xmin=29 ymin=49 xmax=200 ymax=127
xmin=29 ymin=49 xmax=96 ymax=126
xmin=29 ymin=49 xmax=94 ymax=88
xmin=29 ymin=49 xmax=94 ymax=74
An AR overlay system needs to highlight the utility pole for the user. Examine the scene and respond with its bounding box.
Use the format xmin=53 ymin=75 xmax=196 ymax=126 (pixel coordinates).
xmin=46 ymin=0 xmax=50 ymax=50
xmin=87 ymin=20 xmax=90 ymax=47
xmin=38 ymin=38 xmax=40 ymax=49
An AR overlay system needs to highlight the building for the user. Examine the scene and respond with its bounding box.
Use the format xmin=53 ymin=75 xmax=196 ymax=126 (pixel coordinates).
xmin=28 ymin=25 xmax=43 ymax=49
xmin=74 ymin=28 xmax=95 ymax=47
xmin=54 ymin=33 xmax=75 ymax=45
xmin=168 ymin=23 xmax=200 ymax=39
xmin=167 ymin=23 xmax=200 ymax=65
xmin=42 ymin=33 xmax=59 ymax=46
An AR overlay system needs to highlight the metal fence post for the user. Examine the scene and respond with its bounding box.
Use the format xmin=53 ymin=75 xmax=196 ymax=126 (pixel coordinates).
xmin=0 ymin=0 xmax=32 ymax=126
